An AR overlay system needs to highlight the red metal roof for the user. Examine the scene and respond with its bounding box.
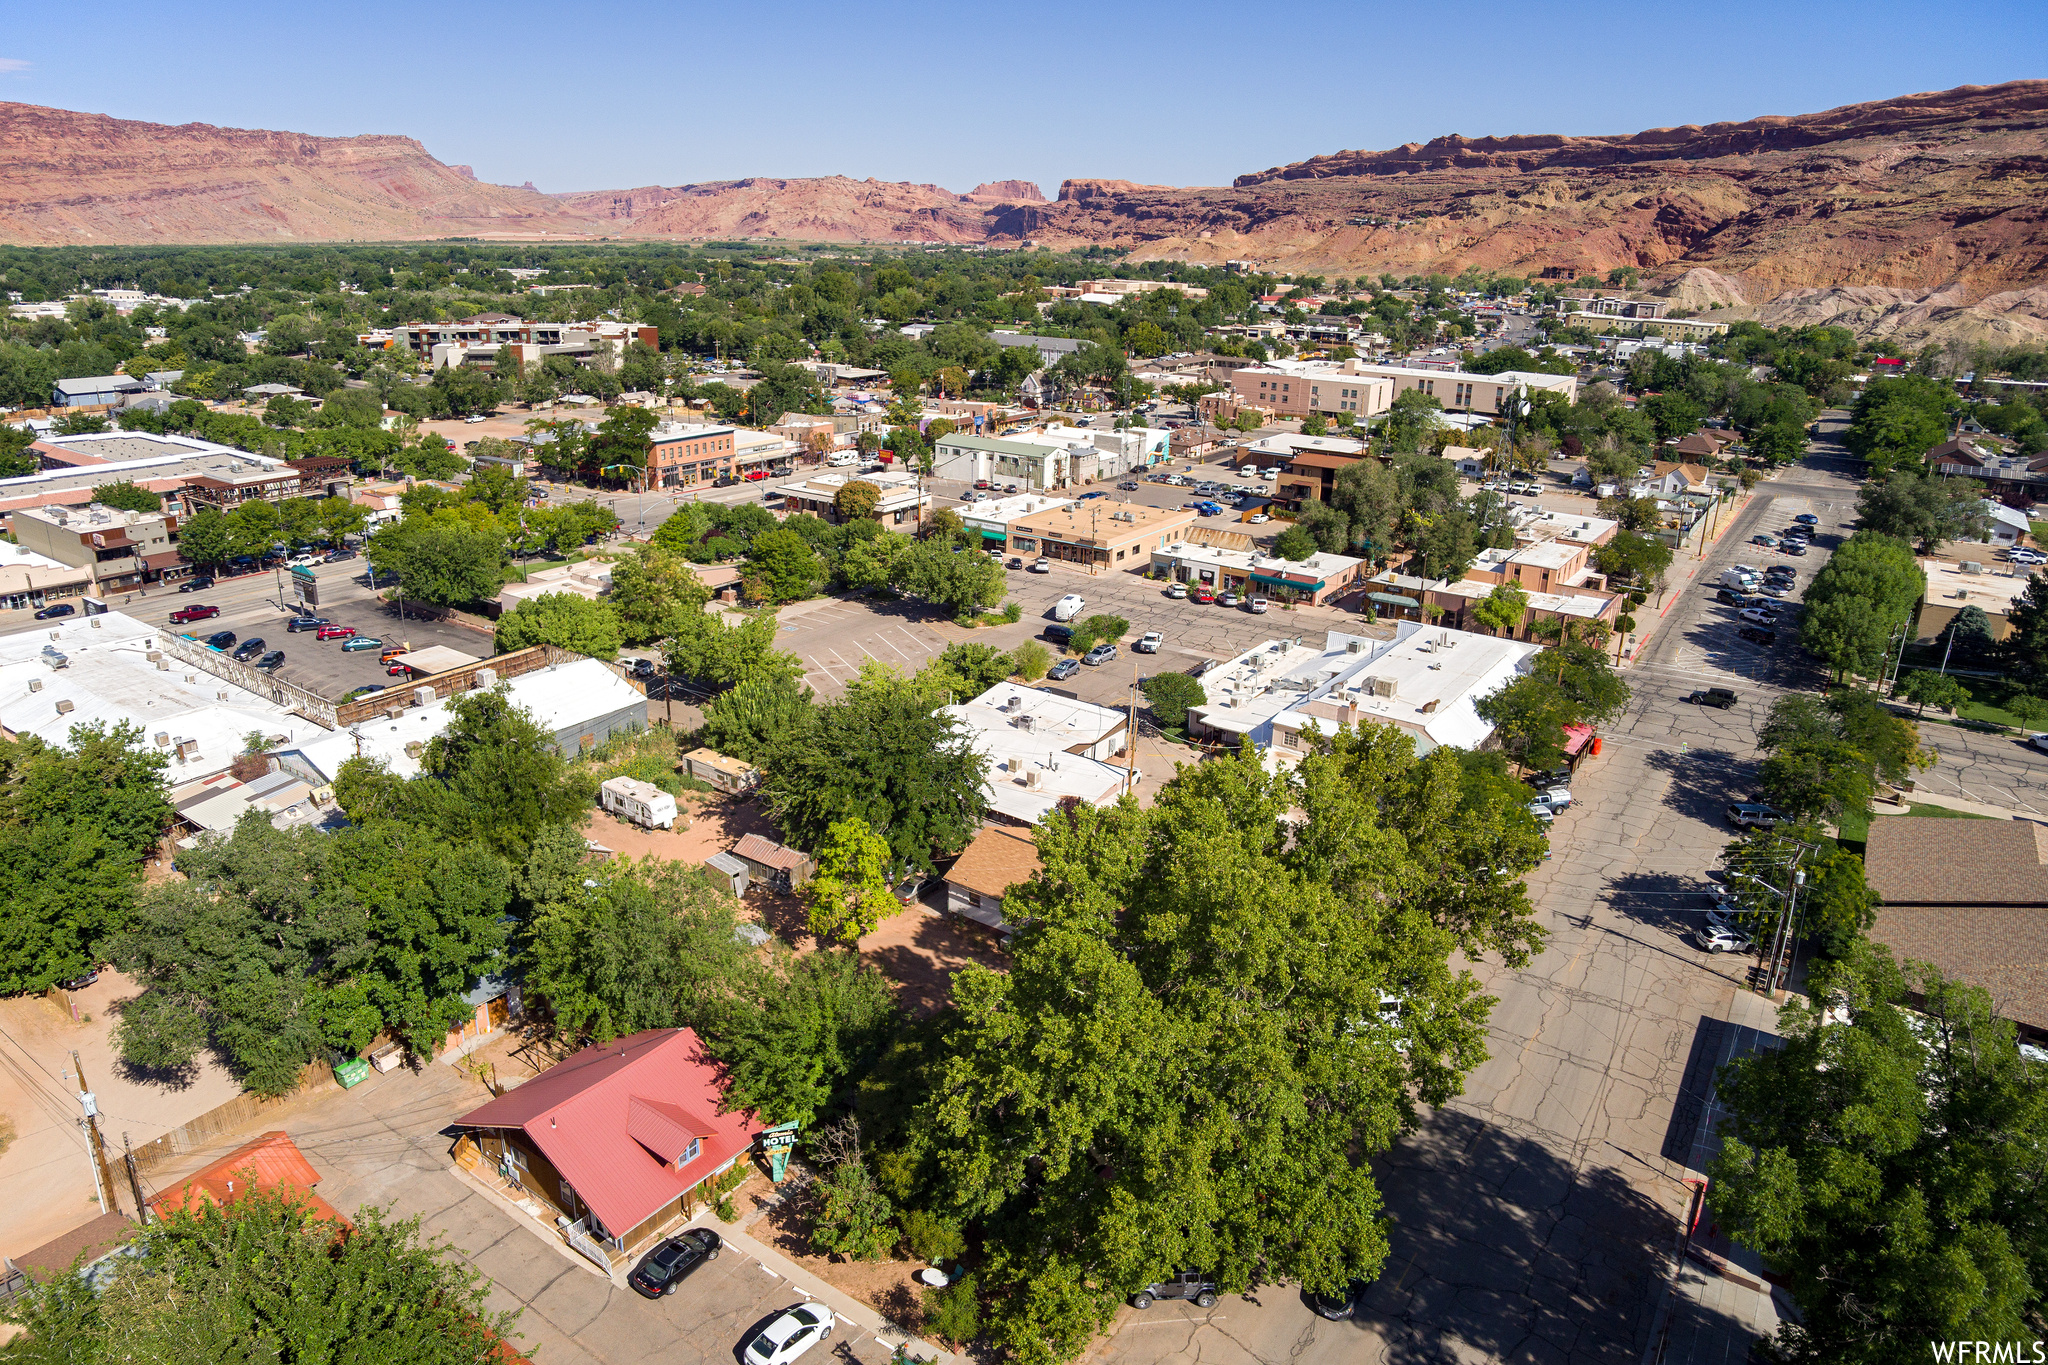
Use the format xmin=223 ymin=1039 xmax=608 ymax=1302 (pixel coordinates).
xmin=452 ymin=1029 xmax=761 ymax=1238
xmin=732 ymin=833 xmax=805 ymax=870
xmin=150 ymin=1131 xmax=346 ymax=1225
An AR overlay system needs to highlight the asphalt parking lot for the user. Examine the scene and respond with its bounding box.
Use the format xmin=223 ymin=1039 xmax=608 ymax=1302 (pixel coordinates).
xmin=133 ymin=564 xmax=496 ymax=702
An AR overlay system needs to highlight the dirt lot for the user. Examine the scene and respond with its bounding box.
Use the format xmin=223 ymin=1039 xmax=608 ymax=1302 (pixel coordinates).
xmin=0 ymin=972 xmax=245 ymax=1261
xmin=736 ymin=1176 xmax=944 ymax=1344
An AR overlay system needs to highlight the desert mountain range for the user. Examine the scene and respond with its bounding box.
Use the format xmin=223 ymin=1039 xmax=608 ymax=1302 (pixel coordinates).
xmin=4 ymin=82 xmax=2047 ymax=344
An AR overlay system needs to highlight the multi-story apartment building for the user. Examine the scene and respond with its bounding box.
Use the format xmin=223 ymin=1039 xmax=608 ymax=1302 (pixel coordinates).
xmin=1229 ymin=360 xmax=1576 ymax=421
xmin=391 ymin=315 xmax=659 ymax=370
xmin=14 ymin=503 xmax=180 ymax=594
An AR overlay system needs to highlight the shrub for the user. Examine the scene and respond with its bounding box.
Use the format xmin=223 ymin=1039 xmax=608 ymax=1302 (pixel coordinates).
xmin=1013 ymin=640 xmax=1051 ymax=681
xmin=923 ymin=1274 xmax=980 ymax=1347
xmin=809 ymin=1161 xmax=895 ymax=1261
xmin=998 ymin=599 xmax=1022 ymax=624
xmin=897 ymin=1207 xmax=965 ymax=1263
xmin=1066 ymin=613 xmax=1131 ymax=655
xmin=715 ymin=1195 xmax=737 ymax=1223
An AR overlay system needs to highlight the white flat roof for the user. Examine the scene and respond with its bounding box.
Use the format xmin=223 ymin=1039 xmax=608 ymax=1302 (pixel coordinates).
xmin=0 ymin=612 xmax=315 ymax=781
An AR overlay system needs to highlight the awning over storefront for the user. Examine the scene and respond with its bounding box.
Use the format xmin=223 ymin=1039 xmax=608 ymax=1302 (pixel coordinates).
xmin=1368 ymin=592 xmax=1419 ymax=608
xmin=977 ymin=528 xmax=1008 ymax=543
xmin=1250 ymin=570 xmax=1325 ymax=591
xmin=1563 ymin=724 xmax=1595 ymax=756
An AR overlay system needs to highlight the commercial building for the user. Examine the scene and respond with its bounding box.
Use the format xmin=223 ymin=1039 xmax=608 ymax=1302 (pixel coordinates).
xmin=731 ymin=428 xmax=797 ymax=479
xmin=960 ymin=493 xmax=1075 ymax=552
xmin=272 ymin=655 xmax=647 ymax=786
xmin=1268 ymin=439 xmax=1371 ymax=510
xmin=0 ymin=432 xmax=297 ymax=533
xmin=1186 ymin=625 xmax=1539 ymax=762
xmin=51 ymin=375 xmax=146 ymax=408
xmin=1150 ymin=535 xmax=1367 ymax=606
xmin=1005 ymin=500 xmax=1196 ymax=571
xmin=0 ymin=542 xmax=96 ymax=611
xmin=392 ymin=315 xmax=658 ymax=370
xmin=931 ymin=430 xmax=1092 ymax=491
xmin=0 ymin=612 xmax=320 ymax=782
xmin=1228 ymin=359 xmax=1575 ymax=421
xmin=496 ymin=560 xmax=614 ymax=613
xmin=452 ymin=1029 xmax=764 ymax=1267
xmin=776 ymin=469 xmax=929 ymax=528
xmin=1914 ymin=558 xmax=2035 ymax=645
xmin=988 ymin=331 xmax=1086 ymax=366
xmin=644 ymin=421 xmax=736 ymax=489
xmin=945 ymin=682 xmax=1131 ymax=825
xmin=14 ymin=502 xmax=179 ymax=594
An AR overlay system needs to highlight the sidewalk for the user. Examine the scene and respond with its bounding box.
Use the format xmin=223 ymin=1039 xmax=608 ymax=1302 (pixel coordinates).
xmin=706 ymin=1218 xmax=956 ymax=1365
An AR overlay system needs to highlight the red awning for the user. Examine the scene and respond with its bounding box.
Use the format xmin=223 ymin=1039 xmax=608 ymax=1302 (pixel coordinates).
xmin=1563 ymin=724 xmax=1595 ymax=756
xmin=144 ymin=551 xmax=183 ymax=570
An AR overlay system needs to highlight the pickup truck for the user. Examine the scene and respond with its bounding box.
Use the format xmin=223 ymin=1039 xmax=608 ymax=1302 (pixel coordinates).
xmin=1687 ymin=687 xmax=1738 ymax=709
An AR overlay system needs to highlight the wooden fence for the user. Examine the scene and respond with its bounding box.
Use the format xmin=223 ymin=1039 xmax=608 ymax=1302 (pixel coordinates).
xmin=128 ymin=1062 xmax=332 ymax=1175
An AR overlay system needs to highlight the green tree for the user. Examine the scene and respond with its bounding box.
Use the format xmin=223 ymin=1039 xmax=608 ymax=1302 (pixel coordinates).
xmin=1273 ymin=523 xmax=1318 ymax=561
xmin=711 ymin=948 xmax=898 ymax=1127
xmin=764 ymin=664 xmax=988 ymax=877
xmin=1591 ymin=531 xmax=1673 ymax=589
xmin=664 ymin=608 xmax=805 ymax=690
xmin=381 ymin=686 xmax=596 ymax=859
xmin=924 ymin=643 xmax=1017 ymax=697
xmin=1708 ymin=941 xmax=2048 ymax=1363
xmin=1063 ymin=614 xmax=1130 ymax=656
xmin=916 ymin=744 xmax=1504 ymax=1360
xmin=366 ymin=509 xmax=507 ymax=608
xmin=2000 ymin=576 xmax=2048 ymax=688
xmin=1855 ymin=473 xmax=1989 ymax=551
xmin=0 ymin=724 xmax=171 ymax=995
xmin=493 ymin=592 xmax=624 ymax=658
xmin=1469 ymin=581 xmax=1529 ymax=638
xmin=1 ymin=1189 xmax=521 ymax=1365
xmin=889 ymin=539 xmax=1007 ymax=619
xmin=702 ymin=674 xmax=817 ymax=765
xmin=806 ymin=817 xmax=898 ymax=944
xmin=1012 ymin=639 xmax=1052 ymax=681
xmin=1895 ymin=669 xmax=1969 ymax=717
xmin=834 ymin=479 xmax=883 ymax=520
xmin=744 ymin=527 xmax=823 ymax=604
xmin=1799 ymin=532 xmax=1923 ymax=682
xmin=174 ymin=506 xmax=236 ymax=568
xmin=1476 ymin=639 xmax=1632 ymax=768
xmin=607 ymin=545 xmax=711 ymax=646
xmin=95 ymin=480 xmax=163 ymax=513
xmin=587 ymin=404 xmax=660 ymax=481
xmin=1140 ymin=671 xmax=1205 ymax=730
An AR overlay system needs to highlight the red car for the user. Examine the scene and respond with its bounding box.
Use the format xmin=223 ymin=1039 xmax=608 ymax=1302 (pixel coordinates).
xmin=386 ymin=662 xmax=410 ymax=676
xmin=168 ymin=604 xmax=220 ymax=624
xmin=743 ymin=470 xmax=770 ymax=481
xmin=315 ymin=624 xmax=357 ymax=641
xmin=972 ymin=480 xmax=993 ymax=490
xmin=1192 ymin=586 xmax=1217 ymax=604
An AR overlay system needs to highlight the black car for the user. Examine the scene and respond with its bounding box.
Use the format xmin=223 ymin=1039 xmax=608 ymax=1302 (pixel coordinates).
xmin=232 ymin=638 xmax=266 ymax=662
xmin=1047 ymin=658 xmax=1082 ymax=681
xmin=33 ymin=603 xmax=75 ymax=619
xmin=1738 ymin=627 xmax=1777 ymax=646
xmin=205 ymin=630 xmax=237 ymax=651
xmin=1687 ymin=687 xmax=1738 ymax=709
xmin=713 ymin=475 xmax=740 ymax=488
xmin=286 ymin=616 xmax=330 ymax=632
xmin=256 ymin=650 xmax=285 ymax=671
xmin=179 ymin=576 xmax=214 ymax=593
xmin=1307 ymin=1279 xmax=1375 ymax=1321
xmin=627 ymin=1228 xmax=721 ymax=1298
xmin=1715 ymin=588 xmax=1745 ymax=605
xmin=1131 ymin=1271 xmax=1218 ymax=1310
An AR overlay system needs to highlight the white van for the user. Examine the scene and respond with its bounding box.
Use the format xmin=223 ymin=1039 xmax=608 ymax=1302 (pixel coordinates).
xmin=1053 ymin=594 xmax=1086 ymax=622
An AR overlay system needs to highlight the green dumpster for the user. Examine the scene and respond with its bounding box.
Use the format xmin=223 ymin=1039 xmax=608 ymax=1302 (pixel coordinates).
xmin=334 ymin=1057 xmax=371 ymax=1089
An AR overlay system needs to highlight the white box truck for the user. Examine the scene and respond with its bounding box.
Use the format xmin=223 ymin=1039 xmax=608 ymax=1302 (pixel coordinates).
xmin=1719 ymin=568 xmax=1759 ymax=590
xmin=599 ymin=776 xmax=678 ymax=830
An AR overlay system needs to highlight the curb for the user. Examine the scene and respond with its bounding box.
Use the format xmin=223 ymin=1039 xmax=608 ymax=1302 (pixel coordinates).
xmin=701 ymin=1217 xmax=957 ymax=1365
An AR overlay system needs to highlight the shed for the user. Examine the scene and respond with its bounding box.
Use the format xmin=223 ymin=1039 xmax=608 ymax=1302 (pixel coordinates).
xmin=683 ymin=746 xmax=759 ymax=794
xmin=731 ymin=833 xmax=813 ymax=892
xmin=706 ymin=851 xmax=751 ymax=899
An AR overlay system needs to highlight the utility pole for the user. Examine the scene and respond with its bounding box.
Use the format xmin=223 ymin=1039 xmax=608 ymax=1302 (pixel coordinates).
xmin=71 ymin=1051 xmax=119 ymax=1217
xmin=123 ymin=1133 xmax=149 ymax=1224
xmin=1124 ymin=661 xmax=1140 ymax=796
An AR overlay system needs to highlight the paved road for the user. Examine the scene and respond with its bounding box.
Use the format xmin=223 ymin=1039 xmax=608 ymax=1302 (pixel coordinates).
xmin=1087 ymin=458 xmax=1881 ymax=1365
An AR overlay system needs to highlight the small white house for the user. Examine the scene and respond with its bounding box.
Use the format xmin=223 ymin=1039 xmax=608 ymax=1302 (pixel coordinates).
xmin=1980 ymin=499 xmax=2030 ymax=548
xmin=599 ymin=776 xmax=677 ymax=830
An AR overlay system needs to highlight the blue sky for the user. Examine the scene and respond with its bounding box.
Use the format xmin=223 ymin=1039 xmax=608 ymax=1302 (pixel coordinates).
xmin=3 ymin=1 xmax=2043 ymax=196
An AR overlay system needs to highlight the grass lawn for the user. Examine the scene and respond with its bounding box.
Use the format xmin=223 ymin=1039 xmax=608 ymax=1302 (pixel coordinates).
xmin=1840 ymin=799 xmax=1995 ymax=850
xmin=2032 ymin=520 xmax=2048 ymax=545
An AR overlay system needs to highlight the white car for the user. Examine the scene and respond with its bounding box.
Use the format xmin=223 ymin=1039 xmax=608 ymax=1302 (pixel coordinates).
xmin=745 ymin=1304 xmax=833 ymax=1364
xmin=2010 ymin=548 xmax=2047 ymax=565
xmin=1739 ymin=607 xmax=1777 ymax=626
xmin=1526 ymin=800 xmax=1555 ymax=824
xmin=1134 ymin=631 xmax=1164 ymax=653
xmin=1249 ymin=597 xmax=1269 ymax=614
xmin=1053 ymin=593 xmax=1086 ymax=622
xmin=464 ymin=413 xmax=487 ymax=424
xmin=1261 ymin=467 xmax=1279 ymax=479
xmin=1535 ymin=785 xmax=1571 ymax=812
xmin=1248 ymin=512 xmax=1270 ymax=524
xmin=1692 ymin=926 xmax=1754 ymax=954
xmin=1166 ymin=582 xmax=1188 ymax=599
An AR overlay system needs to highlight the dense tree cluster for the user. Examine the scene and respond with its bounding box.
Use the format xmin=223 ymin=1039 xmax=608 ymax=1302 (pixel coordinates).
xmin=1797 ymin=532 xmax=1925 ymax=682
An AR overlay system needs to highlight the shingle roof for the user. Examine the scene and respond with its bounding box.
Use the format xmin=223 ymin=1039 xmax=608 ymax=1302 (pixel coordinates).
xmin=1864 ymin=818 xmax=2048 ymax=905
xmin=946 ymin=825 xmax=1042 ymax=900
xmin=1867 ymin=905 xmax=2048 ymax=1033
xmin=453 ymin=1029 xmax=760 ymax=1238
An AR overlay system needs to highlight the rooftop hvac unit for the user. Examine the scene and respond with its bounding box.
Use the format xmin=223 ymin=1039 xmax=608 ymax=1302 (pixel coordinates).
xmin=477 ymin=668 xmax=497 ymax=688
xmin=1025 ymin=769 xmax=1041 ymax=790
xmin=386 ymin=706 xmax=405 ymax=721
xmin=146 ymin=651 xmax=161 ymax=662
xmin=89 ymin=619 xmax=101 ymax=630
xmin=155 ymin=732 xmax=170 ymax=748
xmin=1960 ymin=561 xmax=1984 ymax=574
xmin=176 ymin=739 xmax=198 ymax=758
xmin=26 ymin=677 xmax=40 ymax=693
xmin=217 ymin=691 xmax=229 ymax=701
xmin=1346 ymin=640 xmax=1363 ymax=654
xmin=1368 ymin=676 xmax=1397 ymax=698
xmin=413 ymin=687 xmax=436 ymax=709
xmin=157 ymin=660 xmax=169 ymax=671
xmin=184 ymin=674 xmax=197 ymax=683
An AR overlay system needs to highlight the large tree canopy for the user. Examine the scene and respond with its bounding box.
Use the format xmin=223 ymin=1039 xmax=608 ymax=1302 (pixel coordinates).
xmin=905 ymin=732 xmax=1539 ymax=1362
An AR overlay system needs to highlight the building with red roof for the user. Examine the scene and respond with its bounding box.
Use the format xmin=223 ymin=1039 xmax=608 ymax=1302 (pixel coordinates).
xmin=149 ymin=1130 xmax=347 ymax=1226
xmin=451 ymin=1028 xmax=761 ymax=1261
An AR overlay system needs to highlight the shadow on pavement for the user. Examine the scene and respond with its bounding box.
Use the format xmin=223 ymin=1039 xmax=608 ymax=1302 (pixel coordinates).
xmin=1342 ymin=1106 xmax=1722 ymax=1364
xmin=1645 ymin=745 xmax=1753 ymax=825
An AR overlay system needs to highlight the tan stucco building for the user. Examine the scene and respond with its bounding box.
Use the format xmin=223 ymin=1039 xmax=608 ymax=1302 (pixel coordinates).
xmin=1006 ymin=502 xmax=1197 ymax=572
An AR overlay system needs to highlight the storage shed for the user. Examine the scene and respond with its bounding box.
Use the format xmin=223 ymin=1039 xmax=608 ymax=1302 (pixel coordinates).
xmin=730 ymin=833 xmax=813 ymax=892
xmin=706 ymin=851 xmax=751 ymax=898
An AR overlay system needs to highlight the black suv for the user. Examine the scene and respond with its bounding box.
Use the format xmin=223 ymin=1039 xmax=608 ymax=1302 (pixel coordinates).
xmin=286 ymin=616 xmax=330 ymax=632
xmin=1687 ymin=687 xmax=1738 ymax=709
xmin=232 ymin=638 xmax=267 ymax=662
xmin=1131 ymin=1272 xmax=1219 ymax=1309
xmin=205 ymin=630 xmax=237 ymax=651
xmin=1737 ymin=626 xmax=1777 ymax=646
